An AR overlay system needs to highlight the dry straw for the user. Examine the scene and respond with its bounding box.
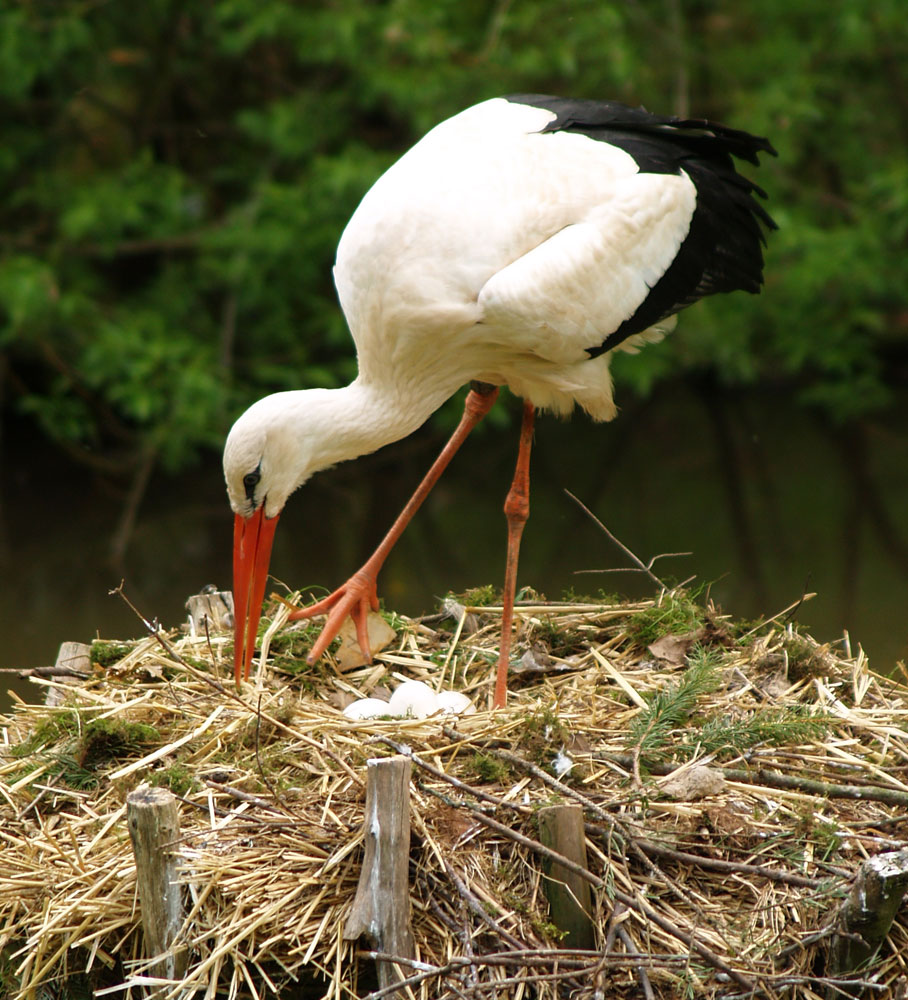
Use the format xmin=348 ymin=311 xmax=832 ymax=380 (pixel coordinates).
xmin=1 ymin=590 xmax=907 ymax=999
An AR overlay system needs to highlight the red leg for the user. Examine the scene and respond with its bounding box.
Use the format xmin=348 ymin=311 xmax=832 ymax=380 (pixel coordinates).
xmin=291 ymin=385 xmax=500 ymax=664
xmin=493 ymin=401 xmax=535 ymax=709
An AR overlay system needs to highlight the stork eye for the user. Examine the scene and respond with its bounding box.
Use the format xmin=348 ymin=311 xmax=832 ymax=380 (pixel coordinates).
xmin=243 ymin=470 xmax=261 ymax=501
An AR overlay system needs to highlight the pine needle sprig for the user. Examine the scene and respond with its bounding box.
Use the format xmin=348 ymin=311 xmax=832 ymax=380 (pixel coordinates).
xmin=689 ymin=706 xmax=831 ymax=758
xmin=627 ymin=646 xmax=723 ymax=757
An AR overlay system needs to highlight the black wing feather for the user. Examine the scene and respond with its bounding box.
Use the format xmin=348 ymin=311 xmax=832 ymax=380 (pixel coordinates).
xmin=505 ymin=94 xmax=777 ymax=356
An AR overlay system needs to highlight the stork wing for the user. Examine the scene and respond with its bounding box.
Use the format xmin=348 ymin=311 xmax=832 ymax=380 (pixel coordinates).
xmin=477 ymin=170 xmax=697 ymax=359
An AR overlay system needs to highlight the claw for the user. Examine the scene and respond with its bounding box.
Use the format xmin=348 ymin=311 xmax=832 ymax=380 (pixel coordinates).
xmin=288 ymin=570 xmax=379 ymax=664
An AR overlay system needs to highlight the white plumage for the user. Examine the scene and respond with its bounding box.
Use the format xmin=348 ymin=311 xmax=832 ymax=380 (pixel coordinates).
xmin=225 ymin=94 xmax=775 ymax=705
xmin=332 ymin=98 xmax=692 ymax=426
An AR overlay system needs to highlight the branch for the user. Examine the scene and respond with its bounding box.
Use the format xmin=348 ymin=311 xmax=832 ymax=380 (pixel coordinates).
xmin=109 ymin=581 xmax=365 ymax=787
xmin=0 ymin=666 xmax=89 ymax=679
xmin=442 ymin=860 xmax=528 ymax=952
xmin=423 ymin=785 xmax=757 ymax=995
xmin=564 ymin=490 xmax=680 ymax=589
xmin=599 ymin=751 xmax=908 ymax=808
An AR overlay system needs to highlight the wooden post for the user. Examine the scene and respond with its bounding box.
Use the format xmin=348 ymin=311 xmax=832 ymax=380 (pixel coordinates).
xmin=45 ymin=642 xmax=91 ymax=707
xmin=538 ymin=804 xmax=595 ymax=949
xmin=185 ymin=588 xmax=234 ymax=636
xmin=343 ymin=756 xmax=415 ymax=993
xmin=827 ymin=848 xmax=908 ymax=998
xmin=126 ymin=785 xmax=187 ymax=980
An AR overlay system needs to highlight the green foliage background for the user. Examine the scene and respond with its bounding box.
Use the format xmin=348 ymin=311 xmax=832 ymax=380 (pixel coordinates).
xmin=2 ymin=0 xmax=906 ymax=481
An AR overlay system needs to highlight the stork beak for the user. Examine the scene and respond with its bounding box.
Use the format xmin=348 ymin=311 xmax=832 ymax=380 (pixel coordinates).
xmin=233 ymin=507 xmax=280 ymax=684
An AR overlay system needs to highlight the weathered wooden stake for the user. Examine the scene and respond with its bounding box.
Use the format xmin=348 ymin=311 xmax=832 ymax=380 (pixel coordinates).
xmin=827 ymin=847 xmax=908 ymax=998
xmin=185 ymin=588 xmax=234 ymax=636
xmin=126 ymin=785 xmax=187 ymax=980
xmin=538 ymin=804 xmax=595 ymax=949
xmin=343 ymin=755 xmax=415 ymax=993
xmin=45 ymin=641 xmax=91 ymax=707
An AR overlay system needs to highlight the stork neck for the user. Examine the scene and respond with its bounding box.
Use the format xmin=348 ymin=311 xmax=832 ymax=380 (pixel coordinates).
xmin=303 ymin=376 xmax=455 ymax=470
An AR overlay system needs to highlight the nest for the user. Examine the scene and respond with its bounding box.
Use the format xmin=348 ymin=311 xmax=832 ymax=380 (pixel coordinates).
xmin=1 ymin=588 xmax=908 ymax=999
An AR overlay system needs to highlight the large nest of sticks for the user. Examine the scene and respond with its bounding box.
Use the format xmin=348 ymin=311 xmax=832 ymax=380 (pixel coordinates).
xmin=2 ymin=587 xmax=908 ymax=999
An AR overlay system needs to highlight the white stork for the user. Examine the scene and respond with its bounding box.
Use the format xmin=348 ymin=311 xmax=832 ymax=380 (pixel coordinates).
xmin=224 ymin=94 xmax=776 ymax=706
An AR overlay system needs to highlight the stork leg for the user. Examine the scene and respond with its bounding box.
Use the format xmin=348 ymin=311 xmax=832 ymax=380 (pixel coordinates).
xmin=493 ymin=401 xmax=535 ymax=709
xmin=290 ymin=384 xmax=500 ymax=663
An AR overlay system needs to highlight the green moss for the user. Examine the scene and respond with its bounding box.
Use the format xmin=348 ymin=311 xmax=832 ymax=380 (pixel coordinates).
xmin=783 ymin=634 xmax=828 ymax=682
xmin=530 ymin=616 xmax=588 ymax=657
xmin=467 ymin=753 xmax=511 ymax=784
xmin=14 ymin=715 xmax=160 ymax=792
xmin=560 ymin=587 xmax=620 ymax=605
xmin=517 ymin=705 xmax=571 ymax=765
xmin=729 ymin=616 xmax=768 ymax=644
xmin=77 ymin=718 xmax=159 ymax=772
xmin=531 ymin=918 xmax=568 ymax=941
xmin=265 ymin=626 xmax=315 ymax=657
xmin=627 ymin=590 xmax=704 ymax=646
xmin=11 ymin=711 xmax=82 ymax=757
xmin=90 ymin=641 xmax=133 ymax=667
xmin=452 ymin=585 xmax=497 ymax=607
xmin=264 ymin=619 xmax=336 ymax=675
xmin=246 ymin=717 xmax=294 ymax=751
xmin=501 ymin=891 xmax=528 ymax=915
xmin=148 ymin=764 xmax=195 ymax=796
xmin=379 ymin=609 xmax=406 ymax=629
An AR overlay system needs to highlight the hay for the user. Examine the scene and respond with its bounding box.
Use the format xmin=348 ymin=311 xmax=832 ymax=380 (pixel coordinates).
xmin=1 ymin=589 xmax=908 ymax=999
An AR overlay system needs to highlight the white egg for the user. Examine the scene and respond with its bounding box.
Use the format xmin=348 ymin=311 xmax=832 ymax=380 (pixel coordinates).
xmin=436 ymin=690 xmax=476 ymax=716
xmin=388 ymin=680 xmax=439 ymax=719
xmin=342 ymin=698 xmax=393 ymax=720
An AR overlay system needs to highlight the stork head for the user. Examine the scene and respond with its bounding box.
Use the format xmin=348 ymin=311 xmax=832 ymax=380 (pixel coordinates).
xmin=223 ymin=392 xmax=317 ymax=685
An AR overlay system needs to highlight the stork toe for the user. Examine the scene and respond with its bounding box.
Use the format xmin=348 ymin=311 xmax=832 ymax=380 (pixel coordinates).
xmin=287 ymin=571 xmax=380 ymax=664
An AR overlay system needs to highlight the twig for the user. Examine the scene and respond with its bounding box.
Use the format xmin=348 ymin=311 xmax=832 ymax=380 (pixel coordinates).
xmin=356 ymin=948 xmax=685 ymax=1000
xmin=442 ymin=860 xmax=528 ymax=952
xmin=423 ymin=785 xmax=758 ymax=994
xmin=616 ymin=920 xmax=655 ymax=1000
xmin=0 ymin=667 xmax=89 ymax=679
xmin=441 ymin=727 xmax=614 ymax=823
xmin=564 ymin=489 xmax=675 ymax=589
xmin=253 ymin=693 xmax=293 ymax=816
xmin=369 ymin=734 xmax=527 ymax=813
xmin=631 ymin=836 xmax=824 ymax=889
xmin=109 ymin=579 xmax=198 ymax=710
xmin=110 ymin=581 xmax=364 ymax=786
xmin=202 ymin=614 xmax=219 ymax=681
xmin=201 ymin=779 xmax=283 ymax=813
xmin=439 ymin=728 xmax=722 ymax=933
xmin=599 ymin=751 xmax=908 ymax=807
xmin=356 ymin=946 xmax=681 ymax=1000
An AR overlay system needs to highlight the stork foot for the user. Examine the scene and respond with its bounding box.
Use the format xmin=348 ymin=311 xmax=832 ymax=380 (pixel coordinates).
xmin=288 ymin=570 xmax=380 ymax=664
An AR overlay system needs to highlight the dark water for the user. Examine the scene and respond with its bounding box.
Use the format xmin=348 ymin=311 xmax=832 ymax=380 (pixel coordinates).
xmin=3 ymin=382 xmax=907 ymax=708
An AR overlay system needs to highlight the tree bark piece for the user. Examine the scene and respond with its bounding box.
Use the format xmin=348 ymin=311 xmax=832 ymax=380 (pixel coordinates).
xmin=344 ymin=755 xmax=415 ymax=994
xmin=538 ymin=804 xmax=595 ymax=949
xmin=826 ymin=848 xmax=908 ymax=997
xmin=126 ymin=785 xmax=187 ymax=980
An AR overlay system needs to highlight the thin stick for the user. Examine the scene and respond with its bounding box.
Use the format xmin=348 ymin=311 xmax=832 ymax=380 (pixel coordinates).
xmin=424 ymin=785 xmax=758 ymax=995
xmin=564 ymin=490 xmax=671 ymax=589
xmin=442 ymin=860 xmax=527 ymax=952
xmin=601 ymin=752 xmax=908 ymax=807
xmin=110 ymin=580 xmax=364 ymax=786
xmin=253 ymin=693 xmax=293 ymax=816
